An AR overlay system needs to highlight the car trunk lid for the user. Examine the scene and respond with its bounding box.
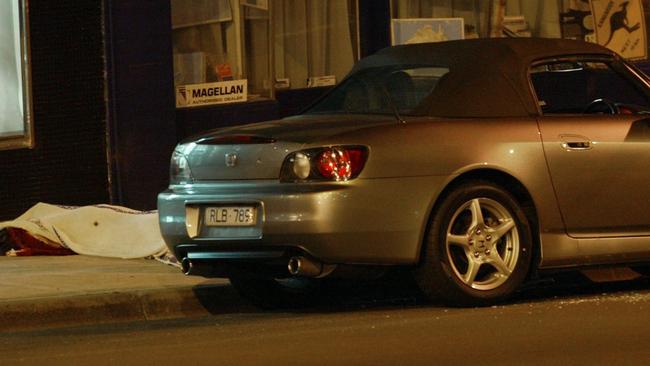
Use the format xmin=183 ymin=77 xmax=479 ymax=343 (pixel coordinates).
xmin=182 ymin=114 xmax=392 ymax=181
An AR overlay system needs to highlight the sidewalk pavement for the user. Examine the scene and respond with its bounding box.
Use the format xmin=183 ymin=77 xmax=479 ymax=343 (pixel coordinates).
xmin=2 ymin=256 xmax=647 ymax=333
xmin=0 ymin=256 xmax=242 ymax=332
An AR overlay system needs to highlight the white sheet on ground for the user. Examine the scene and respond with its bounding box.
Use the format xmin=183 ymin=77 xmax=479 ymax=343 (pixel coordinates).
xmin=0 ymin=203 xmax=168 ymax=259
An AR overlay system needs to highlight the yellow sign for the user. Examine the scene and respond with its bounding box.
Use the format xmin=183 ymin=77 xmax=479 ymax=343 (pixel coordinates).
xmin=591 ymin=0 xmax=647 ymax=60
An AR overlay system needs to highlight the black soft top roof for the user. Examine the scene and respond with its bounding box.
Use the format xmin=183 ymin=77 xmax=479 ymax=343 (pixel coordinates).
xmin=351 ymin=38 xmax=616 ymax=117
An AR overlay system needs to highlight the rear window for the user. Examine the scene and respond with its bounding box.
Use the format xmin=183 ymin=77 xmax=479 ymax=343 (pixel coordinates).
xmin=305 ymin=66 xmax=449 ymax=116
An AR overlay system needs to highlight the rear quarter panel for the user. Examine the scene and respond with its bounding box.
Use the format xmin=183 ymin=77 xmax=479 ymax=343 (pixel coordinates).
xmin=307 ymin=117 xmax=566 ymax=263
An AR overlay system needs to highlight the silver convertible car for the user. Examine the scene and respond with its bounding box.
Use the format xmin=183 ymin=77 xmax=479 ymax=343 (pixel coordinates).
xmin=158 ymin=38 xmax=650 ymax=307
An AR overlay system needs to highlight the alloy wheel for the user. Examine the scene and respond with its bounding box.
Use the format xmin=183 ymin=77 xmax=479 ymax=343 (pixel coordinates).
xmin=445 ymin=197 xmax=520 ymax=291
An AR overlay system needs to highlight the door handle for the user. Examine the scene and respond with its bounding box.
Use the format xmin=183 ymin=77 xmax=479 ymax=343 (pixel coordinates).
xmin=559 ymin=134 xmax=593 ymax=151
xmin=565 ymin=141 xmax=591 ymax=149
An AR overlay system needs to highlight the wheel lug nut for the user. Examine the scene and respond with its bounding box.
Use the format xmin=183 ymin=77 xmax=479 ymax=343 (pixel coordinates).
xmin=485 ymin=249 xmax=491 ymax=255
xmin=486 ymin=235 xmax=492 ymax=241
xmin=476 ymin=229 xmax=481 ymax=234
xmin=474 ymin=252 xmax=480 ymax=258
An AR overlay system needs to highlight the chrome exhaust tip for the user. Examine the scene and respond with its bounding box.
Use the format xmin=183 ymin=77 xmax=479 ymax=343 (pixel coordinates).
xmin=288 ymin=256 xmax=323 ymax=277
xmin=181 ymin=258 xmax=215 ymax=277
xmin=181 ymin=257 xmax=193 ymax=275
xmin=287 ymin=256 xmax=302 ymax=275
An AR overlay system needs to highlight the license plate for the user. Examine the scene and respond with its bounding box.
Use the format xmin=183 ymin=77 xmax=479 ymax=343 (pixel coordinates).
xmin=204 ymin=206 xmax=256 ymax=227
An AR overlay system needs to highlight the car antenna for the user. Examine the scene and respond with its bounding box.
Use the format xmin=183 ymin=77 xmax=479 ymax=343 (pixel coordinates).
xmin=381 ymin=87 xmax=407 ymax=124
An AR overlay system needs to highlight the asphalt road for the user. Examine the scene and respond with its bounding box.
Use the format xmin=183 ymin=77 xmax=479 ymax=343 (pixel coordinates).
xmin=2 ymin=273 xmax=650 ymax=366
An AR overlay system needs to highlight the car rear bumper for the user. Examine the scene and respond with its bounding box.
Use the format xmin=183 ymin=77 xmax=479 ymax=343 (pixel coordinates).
xmin=157 ymin=176 xmax=447 ymax=266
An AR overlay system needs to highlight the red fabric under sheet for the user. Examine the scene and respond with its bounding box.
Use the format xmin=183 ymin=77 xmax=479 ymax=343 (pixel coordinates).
xmin=5 ymin=228 xmax=76 ymax=256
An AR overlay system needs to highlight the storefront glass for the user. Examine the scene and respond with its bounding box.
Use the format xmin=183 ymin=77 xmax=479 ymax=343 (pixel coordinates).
xmin=171 ymin=0 xmax=358 ymax=108
xmin=391 ymin=0 xmax=494 ymax=38
xmin=271 ymin=0 xmax=358 ymax=89
xmin=0 ymin=0 xmax=32 ymax=149
xmin=391 ymin=0 xmax=650 ymax=61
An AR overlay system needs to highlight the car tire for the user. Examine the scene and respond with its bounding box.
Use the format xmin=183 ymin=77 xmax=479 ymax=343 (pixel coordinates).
xmin=414 ymin=180 xmax=533 ymax=307
xmin=229 ymin=273 xmax=320 ymax=309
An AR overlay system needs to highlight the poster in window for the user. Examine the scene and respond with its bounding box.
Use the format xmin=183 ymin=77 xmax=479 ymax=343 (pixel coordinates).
xmin=1 ymin=0 xmax=31 ymax=148
xmin=391 ymin=18 xmax=464 ymax=46
xmin=591 ymin=0 xmax=647 ymax=59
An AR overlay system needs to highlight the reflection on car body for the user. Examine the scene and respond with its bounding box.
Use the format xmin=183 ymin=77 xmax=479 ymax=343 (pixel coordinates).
xmin=158 ymin=38 xmax=650 ymax=307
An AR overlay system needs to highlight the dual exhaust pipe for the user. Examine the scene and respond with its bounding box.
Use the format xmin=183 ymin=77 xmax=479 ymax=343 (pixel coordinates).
xmin=182 ymin=255 xmax=332 ymax=278
xmin=287 ymin=256 xmax=325 ymax=277
xmin=181 ymin=257 xmax=208 ymax=276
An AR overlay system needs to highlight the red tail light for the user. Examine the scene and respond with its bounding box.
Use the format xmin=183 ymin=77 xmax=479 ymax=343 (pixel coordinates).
xmin=280 ymin=145 xmax=368 ymax=182
xmin=316 ymin=147 xmax=367 ymax=181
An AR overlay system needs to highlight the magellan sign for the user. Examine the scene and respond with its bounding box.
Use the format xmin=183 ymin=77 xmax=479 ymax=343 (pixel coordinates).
xmin=176 ymin=79 xmax=248 ymax=108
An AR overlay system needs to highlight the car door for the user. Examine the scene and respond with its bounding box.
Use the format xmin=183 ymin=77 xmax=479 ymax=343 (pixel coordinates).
xmin=531 ymin=58 xmax=650 ymax=238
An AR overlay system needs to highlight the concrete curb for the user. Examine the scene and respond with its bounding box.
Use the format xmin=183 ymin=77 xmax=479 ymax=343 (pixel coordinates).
xmin=0 ymin=283 xmax=246 ymax=332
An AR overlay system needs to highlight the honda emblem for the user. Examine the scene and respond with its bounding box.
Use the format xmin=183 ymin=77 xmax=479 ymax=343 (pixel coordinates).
xmin=225 ymin=153 xmax=238 ymax=167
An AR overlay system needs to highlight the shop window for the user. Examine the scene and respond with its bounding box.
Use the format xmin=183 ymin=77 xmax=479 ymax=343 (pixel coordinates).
xmin=272 ymin=0 xmax=358 ymax=89
xmin=172 ymin=0 xmax=251 ymax=108
xmin=245 ymin=6 xmax=271 ymax=98
xmin=391 ymin=0 xmax=649 ymax=61
xmin=391 ymin=0 xmax=496 ymax=39
xmin=505 ymin=0 xmax=562 ymax=38
xmin=0 ymin=0 xmax=32 ymax=150
xmin=171 ymin=0 xmax=358 ymax=108
xmin=390 ymin=0 xmax=566 ymax=40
